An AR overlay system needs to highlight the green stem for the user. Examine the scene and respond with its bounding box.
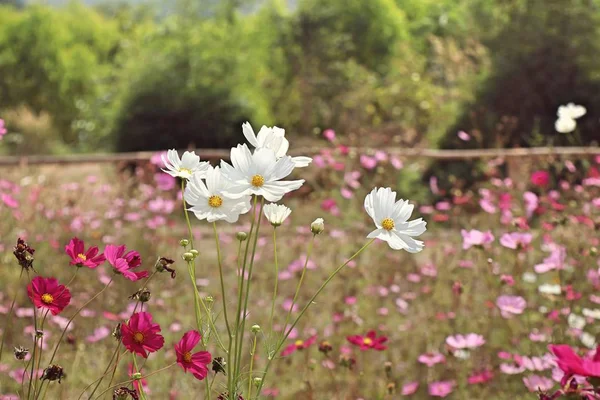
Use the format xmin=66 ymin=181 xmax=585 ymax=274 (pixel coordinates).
xmin=282 ymin=235 xmax=315 ymax=338
xmin=79 ymin=342 xmax=121 ymax=399
xmin=132 ymin=355 xmax=147 ymax=400
xmin=269 ymin=227 xmax=279 ymax=337
xmin=248 ymin=333 xmax=258 ymax=398
xmin=91 ymin=363 xmax=176 ymax=400
xmin=182 ymin=179 xmax=195 ymax=248
xmin=0 ymin=268 xmax=24 ymax=363
xmin=27 ymin=307 xmax=38 ymax=400
xmin=33 ymin=310 xmax=50 ymax=400
xmin=255 ymin=239 xmax=375 ymax=398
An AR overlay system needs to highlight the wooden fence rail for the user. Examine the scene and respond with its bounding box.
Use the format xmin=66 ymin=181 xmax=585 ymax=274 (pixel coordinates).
xmin=0 ymin=146 xmax=598 ymax=167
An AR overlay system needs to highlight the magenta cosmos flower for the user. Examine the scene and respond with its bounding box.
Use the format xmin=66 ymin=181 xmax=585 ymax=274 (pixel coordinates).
xmin=461 ymin=229 xmax=494 ymax=250
xmin=105 ymin=244 xmax=148 ymax=282
xmin=530 ymin=170 xmax=550 ymax=187
xmin=347 ymin=330 xmax=388 ymax=351
xmin=27 ymin=276 xmax=71 ymax=316
xmin=65 ymin=237 xmax=106 ymax=268
xmin=281 ymin=335 xmax=317 ymax=356
xmin=446 ymin=333 xmax=485 ymax=349
xmin=496 ymin=295 xmax=527 ymax=318
xmin=175 ymin=330 xmax=212 ymax=381
xmin=121 ymin=312 xmax=165 ymax=358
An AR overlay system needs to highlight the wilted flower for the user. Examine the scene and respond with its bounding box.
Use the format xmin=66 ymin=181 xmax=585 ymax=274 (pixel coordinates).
xmin=65 ymin=237 xmax=105 ymax=269
xmin=121 ymin=312 xmax=165 ymax=358
xmin=113 ymin=387 xmax=139 ymax=400
xmin=41 ymin=364 xmax=65 ymax=383
xmin=212 ymin=357 xmax=226 ymax=375
xmin=242 ymin=122 xmax=312 ymax=167
xmin=155 ymin=257 xmax=176 ymax=278
xmin=220 ymin=145 xmax=304 ymax=202
xmin=27 ymin=276 xmax=71 ymax=316
xmin=364 ymin=187 xmax=426 ymax=253
xmin=185 ymin=166 xmax=251 ymax=223
xmin=13 ymin=346 xmax=28 ymax=360
xmin=263 ymin=203 xmax=292 ymax=227
xmin=13 ymin=238 xmax=35 ymax=271
xmin=162 ymin=149 xmax=209 ymax=180
xmin=175 ymin=330 xmax=212 ymax=381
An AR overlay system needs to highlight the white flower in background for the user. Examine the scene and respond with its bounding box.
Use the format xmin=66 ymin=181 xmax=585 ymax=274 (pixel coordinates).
xmin=364 ymin=187 xmax=427 ymax=253
xmin=522 ymin=272 xmax=537 ymax=283
xmin=263 ymin=203 xmax=292 ymax=227
xmin=555 ymin=103 xmax=586 ymax=133
xmin=242 ymin=122 xmax=312 ymax=168
xmin=184 ymin=166 xmax=251 ymax=223
xmin=558 ymin=103 xmax=586 ymax=119
xmin=162 ymin=149 xmax=209 ymax=180
xmin=220 ymin=144 xmax=304 ymax=202
xmin=582 ymin=308 xmax=600 ymax=320
xmin=568 ymin=313 xmax=586 ymax=330
xmin=311 ymin=218 xmax=325 ymax=235
xmin=538 ymin=284 xmax=561 ymax=295
xmin=581 ymin=332 xmax=597 ymax=349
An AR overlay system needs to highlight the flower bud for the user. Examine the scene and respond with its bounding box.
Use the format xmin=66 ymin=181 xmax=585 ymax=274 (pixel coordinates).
xmin=189 ymin=249 xmax=199 ymax=258
xmin=591 ymin=247 xmax=598 ymax=256
xmin=253 ymin=377 xmax=263 ymax=387
xmin=131 ymin=372 xmax=142 ymax=380
xmin=182 ymin=252 xmax=194 ymax=262
xmin=251 ymin=324 xmax=261 ymax=333
xmin=179 ymin=239 xmax=190 ymax=247
xmin=205 ymin=295 xmax=214 ymax=304
xmin=311 ymin=218 xmax=325 ymax=235
xmin=14 ymin=346 xmax=29 ymax=360
xmin=236 ymin=232 xmax=248 ymax=241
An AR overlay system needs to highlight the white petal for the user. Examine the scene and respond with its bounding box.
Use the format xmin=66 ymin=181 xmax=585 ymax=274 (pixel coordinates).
xmin=242 ymin=122 xmax=259 ymax=147
xmin=291 ymin=156 xmax=312 ymax=167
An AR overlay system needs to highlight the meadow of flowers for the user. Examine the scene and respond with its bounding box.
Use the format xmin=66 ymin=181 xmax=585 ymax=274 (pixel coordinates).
xmin=0 ymin=121 xmax=599 ymax=399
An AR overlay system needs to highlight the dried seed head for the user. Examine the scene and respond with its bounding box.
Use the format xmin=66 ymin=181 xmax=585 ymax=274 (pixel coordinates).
xmin=14 ymin=346 xmax=29 ymax=360
xmin=41 ymin=364 xmax=66 ymax=383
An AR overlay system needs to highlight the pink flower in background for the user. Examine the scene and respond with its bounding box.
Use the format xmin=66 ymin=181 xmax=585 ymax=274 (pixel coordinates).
xmin=457 ymin=130 xmax=471 ymax=141
xmin=522 ymin=375 xmax=554 ymax=392
xmin=496 ymin=295 xmax=527 ymax=318
xmin=418 ymin=352 xmax=446 ymax=367
xmin=500 ymin=232 xmax=533 ymax=250
xmin=468 ymin=369 xmax=493 ymax=384
xmin=347 ymin=330 xmax=388 ymax=351
xmin=323 ymin=129 xmax=336 ymax=142
xmin=154 ymin=173 xmax=176 ymax=191
xmin=359 ymin=155 xmax=377 ymax=170
xmin=65 ymin=237 xmax=106 ymax=268
xmin=531 ymin=170 xmax=550 ymax=187
xmin=321 ymin=198 xmax=340 ymax=216
xmin=281 ymin=335 xmax=317 ymax=356
xmin=105 ymin=244 xmax=148 ymax=282
xmin=461 ymin=229 xmax=494 ymax=250
xmin=428 ymin=381 xmax=455 ymax=397
xmin=86 ymin=326 xmax=111 ymax=343
xmin=446 ymin=333 xmax=485 ymax=349
xmin=534 ymin=244 xmax=566 ymax=274
xmin=1 ymin=193 xmax=18 ymax=208
xmin=401 ymin=382 xmax=419 ymax=395
xmin=0 ymin=119 xmax=6 ymax=138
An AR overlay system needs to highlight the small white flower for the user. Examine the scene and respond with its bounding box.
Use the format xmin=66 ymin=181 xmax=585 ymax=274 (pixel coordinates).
xmin=568 ymin=313 xmax=586 ymax=330
xmin=538 ymin=284 xmax=561 ymax=295
xmin=162 ymin=149 xmax=210 ymax=180
xmin=557 ymin=103 xmax=586 ymax=119
xmin=242 ymin=122 xmax=312 ymax=168
xmin=581 ymin=331 xmax=597 ymax=349
xmin=522 ymin=272 xmax=537 ymax=283
xmin=263 ymin=203 xmax=292 ymax=227
xmin=311 ymin=218 xmax=325 ymax=235
xmin=582 ymin=308 xmax=600 ymax=320
xmin=184 ymin=166 xmax=251 ymax=223
xmin=364 ymin=187 xmax=426 ymax=253
xmin=452 ymin=350 xmax=471 ymax=360
xmin=220 ymin=144 xmax=304 ymax=202
xmin=555 ymin=117 xmax=576 ymax=133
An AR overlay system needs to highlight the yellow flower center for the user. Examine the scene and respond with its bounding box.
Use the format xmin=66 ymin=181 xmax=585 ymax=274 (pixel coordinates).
xmin=208 ymin=195 xmax=223 ymax=208
xmin=363 ymin=337 xmax=373 ymax=346
xmin=179 ymin=167 xmax=192 ymax=176
xmin=183 ymin=351 xmax=193 ymax=363
xmin=251 ymin=174 xmax=265 ymax=187
xmin=381 ymin=218 xmax=395 ymax=231
xmin=133 ymin=332 xmax=145 ymax=344
xmin=77 ymin=253 xmax=87 ymax=261
xmin=295 ymin=340 xmax=304 ymax=347
xmin=41 ymin=293 xmax=54 ymax=304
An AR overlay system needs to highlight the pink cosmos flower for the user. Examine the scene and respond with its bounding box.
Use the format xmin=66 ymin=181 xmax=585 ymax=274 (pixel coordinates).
xmin=27 ymin=276 xmax=71 ymax=316
xmin=1 ymin=193 xmax=18 ymax=209
xmin=468 ymin=369 xmax=493 ymax=384
xmin=500 ymin=232 xmax=533 ymax=250
xmin=428 ymin=381 xmax=455 ymax=397
xmin=523 ymin=375 xmax=554 ymax=392
xmin=104 ymin=244 xmax=148 ymax=282
xmin=461 ymin=229 xmax=494 ymax=250
xmin=534 ymin=244 xmax=566 ymax=274
xmin=549 ymin=344 xmax=600 ymax=383
xmin=323 ymin=129 xmax=336 ymax=142
xmin=86 ymin=326 xmax=111 ymax=343
xmin=281 ymin=335 xmax=317 ymax=356
xmin=496 ymin=295 xmax=527 ymax=318
xmin=418 ymin=352 xmax=446 ymax=367
xmin=175 ymin=330 xmax=212 ymax=380
xmin=121 ymin=312 xmax=165 ymax=358
xmin=0 ymin=119 xmax=6 ymax=138
xmin=359 ymin=155 xmax=377 ymax=170
xmin=457 ymin=130 xmax=471 ymax=141
xmin=347 ymin=330 xmax=388 ymax=351
xmin=524 ymin=191 xmax=539 ymax=218
xmin=401 ymin=382 xmax=419 ymax=395
xmin=531 ymin=170 xmax=550 ymax=187
xmin=65 ymin=237 xmax=106 ymax=268
xmin=446 ymin=333 xmax=485 ymax=349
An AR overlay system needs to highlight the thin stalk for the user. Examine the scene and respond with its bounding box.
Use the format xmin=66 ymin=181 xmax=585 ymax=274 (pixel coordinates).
xmin=83 ymin=341 xmax=121 ymax=399
xmin=91 ymin=363 xmax=176 ymax=400
xmin=282 ymin=235 xmax=315 ymax=337
xmin=33 ymin=310 xmax=50 ymax=400
xmin=268 ymin=227 xmax=279 ymax=336
xmin=132 ymin=355 xmax=147 ymax=400
xmin=0 ymin=268 xmax=24 ymax=362
xmin=181 ymin=179 xmax=195 ymax=248
xmin=27 ymin=308 xmax=38 ymax=400
xmin=47 ymin=280 xmax=113 ymax=367
xmin=255 ymin=239 xmax=375 ymax=398
xmin=248 ymin=333 xmax=258 ymax=398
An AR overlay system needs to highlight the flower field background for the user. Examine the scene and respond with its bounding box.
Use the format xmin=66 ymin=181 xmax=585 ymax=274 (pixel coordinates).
xmin=0 ymin=136 xmax=599 ymax=398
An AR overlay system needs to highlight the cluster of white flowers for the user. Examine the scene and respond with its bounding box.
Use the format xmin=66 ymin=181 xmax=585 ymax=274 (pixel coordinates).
xmin=163 ymin=122 xmax=426 ymax=252
xmin=555 ymin=102 xmax=586 ymax=133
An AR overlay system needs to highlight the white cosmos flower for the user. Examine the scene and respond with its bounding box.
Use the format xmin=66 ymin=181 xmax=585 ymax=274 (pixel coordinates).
xmin=242 ymin=122 xmax=312 ymax=168
xmin=364 ymin=187 xmax=426 ymax=253
xmin=582 ymin=308 xmax=600 ymax=320
xmin=220 ymin=144 xmax=304 ymax=202
xmin=538 ymin=284 xmax=561 ymax=295
xmin=263 ymin=203 xmax=292 ymax=227
xmin=557 ymin=103 xmax=586 ymax=119
xmin=568 ymin=313 xmax=586 ymax=330
xmin=555 ymin=117 xmax=576 ymax=133
xmin=581 ymin=332 xmax=597 ymax=349
xmin=162 ymin=149 xmax=209 ymax=180
xmin=184 ymin=166 xmax=251 ymax=223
